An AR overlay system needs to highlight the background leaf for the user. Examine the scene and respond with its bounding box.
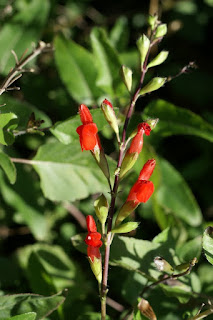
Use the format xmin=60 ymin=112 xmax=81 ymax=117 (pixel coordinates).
xmin=8 ymin=312 xmax=36 ymax=320
xmin=0 ymin=290 xmax=66 ymax=320
xmin=143 ymin=99 xmax=213 ymax=142
xmin=54 ymin=36 xmax=102 ymax=105
xmin=33 ymin=139 xmax=116 ymax=201
xmin=0 ymin=150 xmax=16 ymax=183
xmin=202 ymin=227 xmax=213 ymax=265
xmin=153 ymin=158 xmax=203 ymax=227
xmin=0 ymin=112 xmax=17 ymax=145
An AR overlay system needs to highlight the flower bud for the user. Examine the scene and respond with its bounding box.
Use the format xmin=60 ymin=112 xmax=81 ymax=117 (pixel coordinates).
xmin=139 ymin=77 xmax=166 ymax=96
xmin=94 ymin=194 xmax=108 ymax=226
xmin=112 ymin=221 xmax=139 ymax=234
xmin=101 ymin=99 xmax=120 ymax=142
xmin=79 ymin=104 xmax=93 ymax=124
xmin=154 ymin=256 xmax=174 ymax=274
xmin=147 ymin=14 xmax=158 ymax=31
xmin=92 ymin=147 xmax=110 ymax=180
xmin=121 ymin=65 xmax=133 ymax=92
xmin=145 ymin=118 xmax=159 ymax=130
xmin=147 ymin=51 xmax=169 ymax=69
xmin=137 ymin=34 xmax=150 ymax=68
xmin=86 ymin=215 xmax=97 ymax=233
xmin=155 ymin=23 xmax=167 ymax=38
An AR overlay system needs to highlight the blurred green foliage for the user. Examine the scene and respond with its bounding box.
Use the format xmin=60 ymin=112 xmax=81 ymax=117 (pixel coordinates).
xmin=0 ymin=0 xmax=213 ymax=319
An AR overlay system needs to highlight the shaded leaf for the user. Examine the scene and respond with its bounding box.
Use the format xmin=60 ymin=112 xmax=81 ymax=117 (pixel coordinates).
xmin=0 ymin=290 xmax=66 ymax=320
xmin=154 ymin=158 xmax=202 ymax=227
xmin=0 ymin=95 xmax=52 ymax=130
xmin=0 ymin=112 xmax=17 ymax=145
xmin=143 ymin=99 xmax=213 ymax=142
xmin=0 ymin=150 xmax=16 ymax=183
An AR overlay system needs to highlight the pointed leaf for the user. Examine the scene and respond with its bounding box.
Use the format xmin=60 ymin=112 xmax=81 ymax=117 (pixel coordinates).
xmin=90 ymin=27 xmax=125 ymax=95
xmin=54 ymin=36 xmax=102 ymax=105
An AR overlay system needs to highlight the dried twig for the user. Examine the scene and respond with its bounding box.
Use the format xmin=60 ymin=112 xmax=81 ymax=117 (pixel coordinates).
xmin=0 ymin=41 xmax=53 ymax=96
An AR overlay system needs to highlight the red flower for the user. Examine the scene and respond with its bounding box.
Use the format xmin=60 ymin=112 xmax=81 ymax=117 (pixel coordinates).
xmin=128 ymin=122 xmax=151 ymax=154
xmin=85 ymin=215 xmax=102 ymax=262
xmin=127 ymin=159 xmax=156 ymax=204
xmin=76 ymin=105 xmax=101 ymax=151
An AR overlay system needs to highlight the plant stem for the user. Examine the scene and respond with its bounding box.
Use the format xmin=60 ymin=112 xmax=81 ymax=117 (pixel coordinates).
xmin=188 ymin=308 xmax=213 ymax=320
xmin=100 ymin=32 xmax=159 ymax=320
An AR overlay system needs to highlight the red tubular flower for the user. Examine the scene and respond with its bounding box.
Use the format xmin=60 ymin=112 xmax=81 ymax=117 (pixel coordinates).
xmin=76 ymin=104 xmax=101 ymax=151
xmin=85 ymin=215 xmax=102 ymax=282
xmin=116 ymin=159 xmax=156 ymax=225
xmin=85 ymin=215 xmax=102 ymax=247
xmin=128 ymin=122 xmax=151 ymax=154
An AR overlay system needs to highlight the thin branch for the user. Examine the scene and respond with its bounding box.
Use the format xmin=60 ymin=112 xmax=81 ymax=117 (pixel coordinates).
xmin=63 ymin=202 xmax=87 ymax=230
xmin=0 ymin=41 xmax=53 ymax=96
xmin=106 ymin=297 xmax=124 ymax=312
xmin=188 ymin=308 xmax=213 ymax=320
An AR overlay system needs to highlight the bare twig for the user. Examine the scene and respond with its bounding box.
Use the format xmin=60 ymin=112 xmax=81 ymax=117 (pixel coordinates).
xmin=0 ymin=41 xmax=53 ymax=96
xmin=63 ymin=202 xmax=87 ymax=230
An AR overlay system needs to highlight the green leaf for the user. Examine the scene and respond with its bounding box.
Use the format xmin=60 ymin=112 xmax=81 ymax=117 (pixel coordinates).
xmin=109 ymin=16 xmax=129 ymax=51
xmin=90 ymin=27 xmax=125 ymax=96
xmin=0 ymin=172 xmax=48 ymax=241
xmin=0 ymin=150 xmax=16 ymax=183
xmin=54 ymin=36 xmax=102 ymax=105
xmin=17 ymin=244 xmax=84 ymax=296
xmin=33 ymin=139 xmax=116 ymax=201
xmin=203 ymin=227 xmax=213 ymax=265
xmin=112 ymin=222 xmax=139 ymax=234
xmin=0 ymin=290 xmax=66 ymax=320
xmin=0 ymin=95 xmax=52 ymax=130
xmin=0 ymin=0 xmax=50 ymax=75
xmin=143 ymin=99 xmax=213 ymax=142
xmin=176 ymin=236 xmax=202 ymax=262
xmin=154 ymin=158 xmax=202 ymax=227
xmin=0 ymin=112 xmax=17 ymax=145
xmin=51 ymin=108 xmax=110 ymax=145
xmin=8 ymin=312 xmax=36 ymax=320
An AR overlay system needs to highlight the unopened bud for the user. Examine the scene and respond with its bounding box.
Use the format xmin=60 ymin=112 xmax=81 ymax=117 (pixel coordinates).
xmin=94 ymin=194 xmax=108 ymax=226
xmin=137 ymin=34 xmax=150 ymax=68
xmin=139 ymin=77 xmax=166 ymax=96
xmin=112 ymin=221 xmax=139 ymax=234
xmin=92 ymin=147 xmax=110 ymax=180
xmin=121 ymin=65 xmax=133 ymax=92
xmin=147 ymin=51 xmax=169 ymax=69
xmin=145 ymin=118 xmax=159 ymax=130
xmin=154 ymin=256 xmax=174 ymax=274
xmin=101 ymin=99 xmax=120 ymax=142
xmin=175 ymin=257 xmax=198 ymax=272
xmin=155 ymin=24 xmax=167 ymax=38
xmin=147 ymin=14 xmax=158 ymax=31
